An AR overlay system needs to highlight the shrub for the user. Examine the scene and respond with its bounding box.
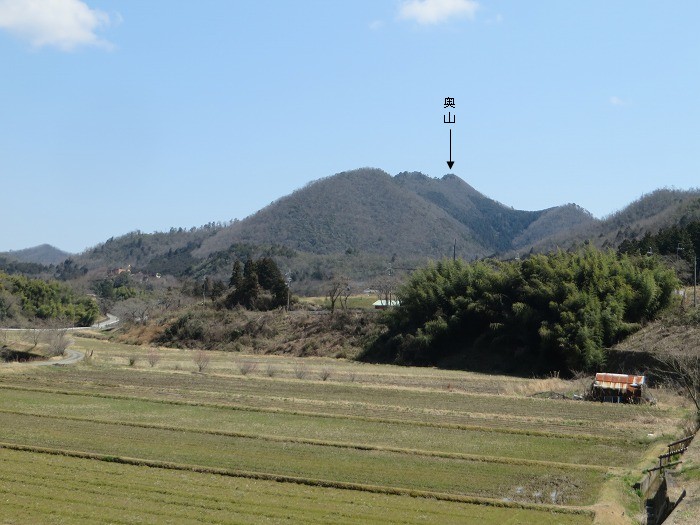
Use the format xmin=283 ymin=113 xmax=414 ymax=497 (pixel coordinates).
xmin=293 ymin=364 xmax=307 ymax=379
xmin=238 ymin=361 xmax=257 ymax=375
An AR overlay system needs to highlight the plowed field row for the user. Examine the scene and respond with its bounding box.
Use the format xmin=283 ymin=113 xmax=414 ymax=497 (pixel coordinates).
xmin=0 ymin=367 xmax=675 ymax=439
xmin=0 ymin=448 xmax=594 ymax=525
xmin=0 ymin=388 xmax=639 ymax=467
xmin=0 ymin=411 xmax=605 ymax=506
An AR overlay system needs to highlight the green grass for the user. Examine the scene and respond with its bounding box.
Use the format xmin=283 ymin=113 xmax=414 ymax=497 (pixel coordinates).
xmin=0 ymin=388 xmax=640 ymax=467
xmin=0 ymin=448 xmax=593 ymax=525
xmin=0 ymin=337 xmax=690 ymax=523
xmin=0 ymin=365 xmax=679 ymax=441
xmin=299 ymin=294 xmax=378 ymax=310
xmin=0 ymin=412 xmax=606 ymax=505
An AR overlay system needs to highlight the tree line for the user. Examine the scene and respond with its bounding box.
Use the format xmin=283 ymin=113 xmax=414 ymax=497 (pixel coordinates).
xmin=618 ymin=219 xmax=700 ymax=268
xmin=0 ymin=272 xmax=100 ymax=326
xmin=363 ymin=247 xmax=678 ymax=374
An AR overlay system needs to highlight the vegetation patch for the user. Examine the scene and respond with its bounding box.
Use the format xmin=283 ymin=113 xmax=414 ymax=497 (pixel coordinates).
xmin=364 ymin=247 xmax=677 ymax=374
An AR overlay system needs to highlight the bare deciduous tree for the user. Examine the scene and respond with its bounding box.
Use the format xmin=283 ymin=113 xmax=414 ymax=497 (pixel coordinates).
xmin=147 ymin=348 xmax=161 ymax=368
xmin=114 ymin=298 xmax=152 ymax=325
xmin=655 ymin=353 xmax=700 ymax=416
xmin=45 ymin=329 xmax=72 ymax=357
xmin=326 ymin=276 xmax=348 ymax=315
xmin=340 ymin=284 xmax=352 ymax=310
xmin=26 ymin=329 xmax=42 ymax=349
xmin=238 ymin=361 xmax=257 ymax=376
xmin=293 ymin=363 xmax=308 ymax=379
xmin=193 ymin=350 xmax=211 ymax=373
xmin=373 ymin=275 xmax=399 ymax=308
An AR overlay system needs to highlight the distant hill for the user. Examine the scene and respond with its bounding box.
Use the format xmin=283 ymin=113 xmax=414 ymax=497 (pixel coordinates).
xmin=75 ymin=225 xmax=224 ymax=270
xmin=195 ymin=168 xmax=595 ymax=259
xmin=520 ymin=188 xmax=700 ymax=255
xmin=60 ymin=169 xmax=699 ymax=288
xmin=1 ymin=244 xmax=71 ymax=265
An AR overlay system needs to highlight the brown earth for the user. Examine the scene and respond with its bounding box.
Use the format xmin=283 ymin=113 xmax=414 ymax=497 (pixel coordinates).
xmin=116 ymin=307 xmax=382 ymax=360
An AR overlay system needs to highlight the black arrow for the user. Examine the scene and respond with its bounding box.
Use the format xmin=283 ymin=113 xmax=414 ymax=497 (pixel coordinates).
xmin=446 ymin=128 xmax=454 ymax=169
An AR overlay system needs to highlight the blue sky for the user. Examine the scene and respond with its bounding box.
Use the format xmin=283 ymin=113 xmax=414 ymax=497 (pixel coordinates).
xmin=1 ymin=0 xmax=698 ymax=253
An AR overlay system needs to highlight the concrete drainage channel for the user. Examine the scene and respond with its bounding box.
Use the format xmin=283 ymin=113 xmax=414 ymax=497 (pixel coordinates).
xmin=638 ymin=425 xmax=699 ymax=524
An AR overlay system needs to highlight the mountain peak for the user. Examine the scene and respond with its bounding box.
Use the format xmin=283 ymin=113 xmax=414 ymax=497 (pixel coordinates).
xmin=195 ymin=168 xmax=594 ymax=258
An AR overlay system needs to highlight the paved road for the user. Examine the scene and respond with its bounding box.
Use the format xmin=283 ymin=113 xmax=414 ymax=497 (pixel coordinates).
xmin=1 ymin=314 xmax=119 ymax=367
xmin=91 ymin=313 xmax=119 ymax=330
xmin=1 ymin=314 xmax=120 ymax=332
xmin=19 ymin=349 xmax=85 ymax=367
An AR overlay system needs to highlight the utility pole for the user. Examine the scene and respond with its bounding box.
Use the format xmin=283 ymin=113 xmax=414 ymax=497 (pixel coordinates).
xmin=285 ymin=271 xmax=292 ymax=311
xmin=694 ymin=256 xmax=697 ymax=308
xmin=453 ymin=239 xmax=456 ymax=262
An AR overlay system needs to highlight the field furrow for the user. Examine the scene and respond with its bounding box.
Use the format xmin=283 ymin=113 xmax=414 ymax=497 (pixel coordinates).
xmin=0 ymin=389 xmax=641 ymax=467
xmin=0 ymin=412 xmax=606 ymax=505
xmin=0 ymin=448 xmax=594 ymax=525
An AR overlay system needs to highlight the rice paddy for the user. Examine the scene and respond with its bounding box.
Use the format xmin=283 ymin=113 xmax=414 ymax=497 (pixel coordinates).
xmin=0 ymin=333 xmax=691 ymax=523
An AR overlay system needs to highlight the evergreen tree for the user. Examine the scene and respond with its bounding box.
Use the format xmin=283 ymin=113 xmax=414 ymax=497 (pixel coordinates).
xmin=229 ymin=260 xmax=243 ymax=289
xmin=241 ymin=259 xmax=259 ymax=308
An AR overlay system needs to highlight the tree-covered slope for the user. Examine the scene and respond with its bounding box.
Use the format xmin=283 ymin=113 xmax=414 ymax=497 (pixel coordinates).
xmin=0 ymin=272 xmax=99 ymax=327
xmin=196 ymin=168 xmax=593 ymax=259
xmin=363 ymin=247 xmax=678 ymax=374
xmin=1 ymin=244 xmax=71 ymax=266
xmin=196 ymin=168 xmax=489 ymax=259
xmin=523 ymin=189 xmax=700 ymax=254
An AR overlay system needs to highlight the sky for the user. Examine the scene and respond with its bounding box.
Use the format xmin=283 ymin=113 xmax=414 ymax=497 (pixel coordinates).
xmin=1 ymin=0 xmax=698 ymax=253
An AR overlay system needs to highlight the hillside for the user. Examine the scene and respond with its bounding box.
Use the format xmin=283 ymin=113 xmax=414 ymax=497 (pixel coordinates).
xmin=41 ymin=169 xmax=698 ymax=289
xmin=75 ymin=225 xmax=224 ymax=271
xmin=522 ymin=188 xmax=700 ymax=255
xmin=1 ymin=244 xmax=71 ymax=265
xmin=195 ymin=168 xmax=594 ymax=259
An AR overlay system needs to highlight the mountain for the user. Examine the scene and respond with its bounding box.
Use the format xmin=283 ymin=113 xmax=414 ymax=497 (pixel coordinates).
xmin=62 ymin=169 xmax=699 ymax=287
xmin=1 ymin=244 xmax=71 ymax=265
xmin=195 ymin=168 xmax=595 ymax=259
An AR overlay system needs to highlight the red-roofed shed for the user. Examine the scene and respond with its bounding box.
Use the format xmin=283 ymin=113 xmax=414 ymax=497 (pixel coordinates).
xmin=591 ymin=373 xmax=646 ymax=403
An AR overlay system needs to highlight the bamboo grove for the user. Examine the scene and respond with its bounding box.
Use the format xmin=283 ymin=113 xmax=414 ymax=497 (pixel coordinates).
xmin=365 ymin=247 xmax=678 ymax=373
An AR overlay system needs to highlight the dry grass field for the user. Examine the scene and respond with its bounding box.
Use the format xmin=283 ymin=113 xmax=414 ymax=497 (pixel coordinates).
xmin=0 ymin=331 xmax=694 ymax=524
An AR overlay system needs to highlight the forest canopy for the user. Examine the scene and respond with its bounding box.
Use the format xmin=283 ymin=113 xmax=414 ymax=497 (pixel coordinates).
xmin=364 ymin=247 xmax=678 ymax=374
xmin=0 ymin=272 xmax=99 ymax=327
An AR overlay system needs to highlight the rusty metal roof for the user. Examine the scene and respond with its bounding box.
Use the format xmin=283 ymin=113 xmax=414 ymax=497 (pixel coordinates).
xmin=593 ymin=373 xmax=645 ymax=391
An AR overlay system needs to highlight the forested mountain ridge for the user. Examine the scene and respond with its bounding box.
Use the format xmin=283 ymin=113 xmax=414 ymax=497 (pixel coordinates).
xmin=195 ymin=168 xmax=595 ymax=259
xmin=518 ymin=188 xmax=700 ymax=255
xmin=14 ymin=169 xmax=697 ymax=287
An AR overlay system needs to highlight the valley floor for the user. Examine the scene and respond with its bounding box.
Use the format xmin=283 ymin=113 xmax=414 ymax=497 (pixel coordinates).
xmin=0 ymin=332 xmax=694 ymax=524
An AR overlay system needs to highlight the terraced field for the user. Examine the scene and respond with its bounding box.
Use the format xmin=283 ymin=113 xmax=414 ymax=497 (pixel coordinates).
xmin=0 ymin=334 xmax=691 ymax=524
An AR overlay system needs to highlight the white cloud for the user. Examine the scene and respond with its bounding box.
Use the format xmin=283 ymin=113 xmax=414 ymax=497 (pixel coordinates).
xmin=368 ymin=19 xmax=384 ymax=31
xmin=609 ymin=96 xmax=628 ymax=107
xmin=399 ymin=0 xmax=479 ymax=25
xmin=0 ymin=0 xmax=115 ymax=51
